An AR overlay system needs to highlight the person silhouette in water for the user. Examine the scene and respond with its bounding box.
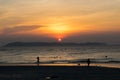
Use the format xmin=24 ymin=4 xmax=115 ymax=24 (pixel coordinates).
xmin=37 ymin=57 xmax=40 ymax=66
xmin=87 ymin=59 xmax=90 ymax=67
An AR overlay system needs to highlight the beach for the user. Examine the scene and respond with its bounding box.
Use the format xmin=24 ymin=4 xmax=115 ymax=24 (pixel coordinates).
xmin=0 ymin=65 xmax=120 ymax=80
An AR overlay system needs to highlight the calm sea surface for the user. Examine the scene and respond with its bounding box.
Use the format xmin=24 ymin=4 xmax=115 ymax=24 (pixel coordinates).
xmin=0 ymin=45 xmax=120 ymax=67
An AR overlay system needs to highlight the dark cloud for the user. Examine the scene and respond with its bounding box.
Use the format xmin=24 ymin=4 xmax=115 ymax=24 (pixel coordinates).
xmin=3 ymin=25 xmax=44 ymax=33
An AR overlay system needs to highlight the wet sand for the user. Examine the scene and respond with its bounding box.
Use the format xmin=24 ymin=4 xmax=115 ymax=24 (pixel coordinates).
xmin=0 ymin=65 xmax=120 ymax=80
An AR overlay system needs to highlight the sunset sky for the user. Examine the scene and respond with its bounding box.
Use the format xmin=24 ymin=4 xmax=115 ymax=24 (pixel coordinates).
xmin=0 ymin=0 xmax=120 ymax=45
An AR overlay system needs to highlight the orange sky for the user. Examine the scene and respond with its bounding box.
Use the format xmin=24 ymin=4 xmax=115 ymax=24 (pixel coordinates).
xmin=0 ymin=0 xmax=120 ymax=44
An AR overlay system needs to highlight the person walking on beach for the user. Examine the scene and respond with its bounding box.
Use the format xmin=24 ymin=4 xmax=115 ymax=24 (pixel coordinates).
xmin=87 ymin=59 xmax=90 ymax=67
xmin=37 ymin=57 xmax=40 ymax=66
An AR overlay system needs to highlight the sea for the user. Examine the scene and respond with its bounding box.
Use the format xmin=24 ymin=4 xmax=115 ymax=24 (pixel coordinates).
xmin=0 ymin=45 xmax=120 ymax=68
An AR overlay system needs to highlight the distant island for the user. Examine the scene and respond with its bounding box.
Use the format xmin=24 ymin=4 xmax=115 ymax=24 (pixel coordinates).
xmin=4 ymin=42 xmax=107 ymax=47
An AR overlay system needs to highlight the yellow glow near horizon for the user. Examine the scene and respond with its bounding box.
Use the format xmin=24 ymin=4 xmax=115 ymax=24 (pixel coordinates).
xmin=46 ymin=23 xmax=72 ymax=41
xmin=49 ymin=23 xmax=69 ymax=33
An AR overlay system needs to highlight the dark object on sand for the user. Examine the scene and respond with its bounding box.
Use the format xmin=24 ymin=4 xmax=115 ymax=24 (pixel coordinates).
xmin=45 ymin=75 xmax=58 ymax=80
xmin=87 ymin=59 xmax=90 ymax=67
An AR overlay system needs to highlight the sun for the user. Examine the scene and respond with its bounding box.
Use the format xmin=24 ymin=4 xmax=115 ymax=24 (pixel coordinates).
xmin=58 ymin=38 xmax=62 ymax=42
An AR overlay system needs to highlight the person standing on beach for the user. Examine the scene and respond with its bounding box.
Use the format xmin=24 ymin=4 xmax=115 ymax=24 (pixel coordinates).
xmin=37 ymin=57 xmax=40 ymax=66
xmin=87 ymin=59 xmax=90 ymax=67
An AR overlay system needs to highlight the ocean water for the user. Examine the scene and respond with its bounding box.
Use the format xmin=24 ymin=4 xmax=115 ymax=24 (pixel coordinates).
xmin=0 ymin=45 xmax=120 ymax=67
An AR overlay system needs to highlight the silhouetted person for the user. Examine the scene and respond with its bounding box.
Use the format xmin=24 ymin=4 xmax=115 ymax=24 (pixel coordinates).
xmin=78 ymin=63 xmax=80 ymax=66
xmin=87 ymin=59 xmax=90 ymax=67
xmin=105 ymin=56 xmax=108 ymax=59
xmin=37 ymin=57 xmax=40 ymax=66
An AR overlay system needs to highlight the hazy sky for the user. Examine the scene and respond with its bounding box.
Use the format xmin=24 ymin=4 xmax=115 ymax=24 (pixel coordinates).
xmin=0 ymin=0 xmax=120 ymax=45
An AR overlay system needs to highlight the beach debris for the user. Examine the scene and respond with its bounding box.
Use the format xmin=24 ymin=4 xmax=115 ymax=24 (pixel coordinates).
xmin=45 ymin=75 xmax=58 ymax=80
xmin=45 ymin=76 xmax=51 ymax=80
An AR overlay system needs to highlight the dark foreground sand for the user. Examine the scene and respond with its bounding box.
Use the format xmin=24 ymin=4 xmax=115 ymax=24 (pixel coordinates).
xmin=0 ymin=66 xmax=120 ymax=80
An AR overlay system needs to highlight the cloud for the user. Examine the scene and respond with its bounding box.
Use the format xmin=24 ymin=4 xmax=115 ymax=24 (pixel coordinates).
xmin=3 ymin=25 xmax=44 ymax=33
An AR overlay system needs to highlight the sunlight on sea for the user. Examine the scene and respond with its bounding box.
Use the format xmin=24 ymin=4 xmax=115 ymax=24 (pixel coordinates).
xmin=0 ymin=45 xmax=120 ymax=68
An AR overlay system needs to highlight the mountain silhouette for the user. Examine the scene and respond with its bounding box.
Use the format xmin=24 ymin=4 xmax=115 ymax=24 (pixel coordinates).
xmin=4 ymin=42 xmax=107 ymax=47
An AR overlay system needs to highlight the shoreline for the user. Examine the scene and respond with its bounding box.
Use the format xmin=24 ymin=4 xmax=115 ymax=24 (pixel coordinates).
xmin=0 ymin=63 xmax=120 ymax=68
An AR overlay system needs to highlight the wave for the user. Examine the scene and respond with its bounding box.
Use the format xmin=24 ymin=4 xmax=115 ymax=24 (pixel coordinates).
xmin=36 ymin=58 xmax=120 ymax=64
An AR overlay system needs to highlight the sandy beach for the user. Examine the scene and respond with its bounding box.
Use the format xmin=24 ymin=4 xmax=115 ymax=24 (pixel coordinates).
xmin=0 ymin=65 xmax=120 ymax=80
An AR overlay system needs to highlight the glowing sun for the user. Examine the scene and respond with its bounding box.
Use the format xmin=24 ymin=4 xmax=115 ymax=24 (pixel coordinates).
xmin=58 ymin=38 xmax=62 ymax=42
xmin=48 ymin=23 xmax=70 ymax=42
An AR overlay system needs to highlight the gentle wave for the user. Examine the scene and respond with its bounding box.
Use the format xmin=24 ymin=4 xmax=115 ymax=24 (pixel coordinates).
xmin=33 ymin=58 xmax=120 ymax=64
